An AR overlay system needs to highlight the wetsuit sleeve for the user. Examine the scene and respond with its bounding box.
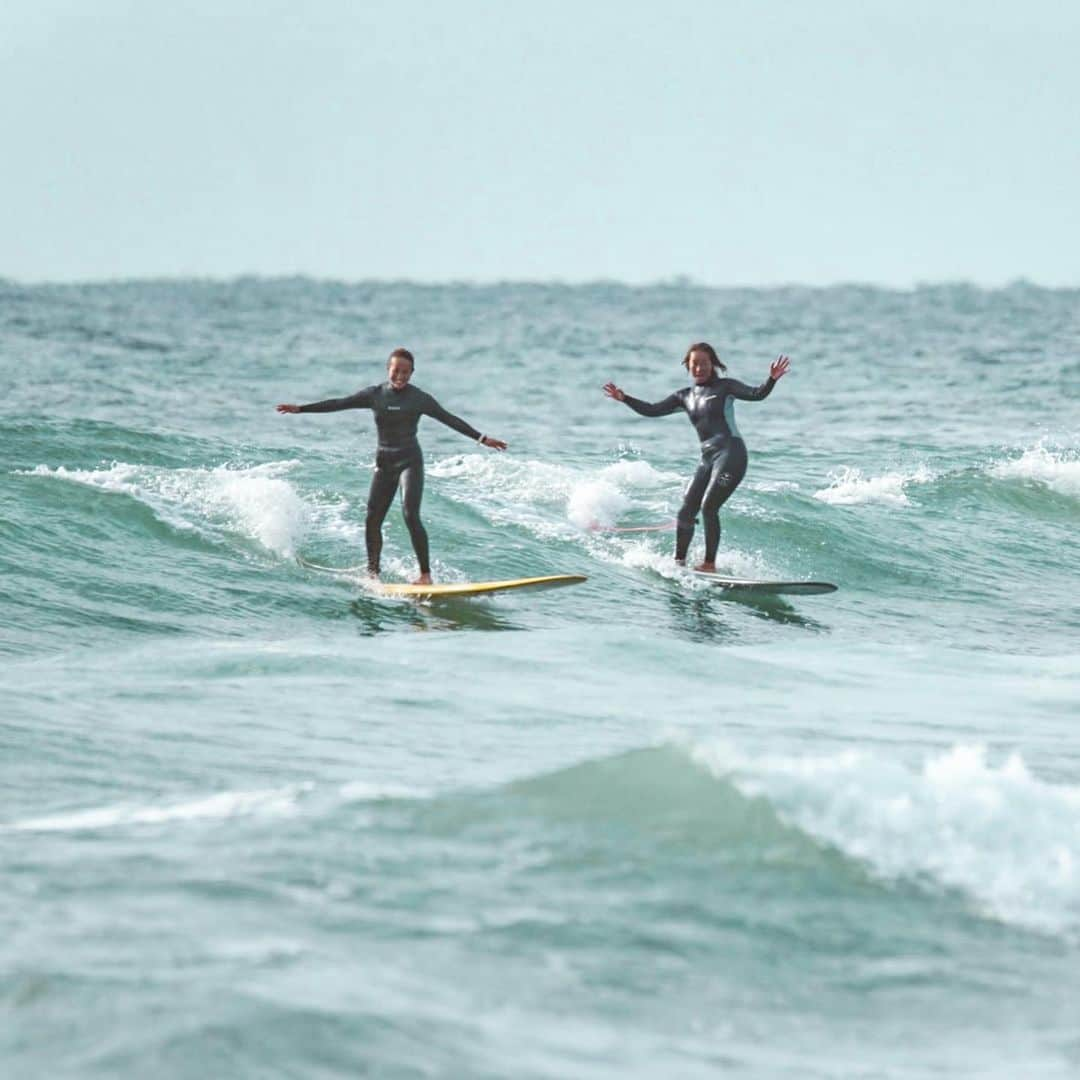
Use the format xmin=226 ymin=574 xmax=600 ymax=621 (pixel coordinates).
xmin=297 ymin=386 xmax=377 ymax=413
xmin=622 ymin=392 xmax=684 ymax=417
xmin=724 ymin=377 xmax=776 ymax=402
xmin=422 ymin=394 xmax=483 ymax=441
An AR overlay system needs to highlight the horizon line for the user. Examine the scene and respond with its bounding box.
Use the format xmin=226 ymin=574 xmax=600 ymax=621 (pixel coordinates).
xmin=2 ymin=271 xmax=1078 ymax=293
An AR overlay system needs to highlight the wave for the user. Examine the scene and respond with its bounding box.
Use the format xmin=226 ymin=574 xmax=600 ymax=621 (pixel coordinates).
xmin=503 ymin=745 xmax=809 ymax=850
xmin=988 ymin=446 xmax=1080 ymax=499
xmin=16 ymin=440 xmax=1073 ymax=607
xmin=12 ymin=741 xmax=1080 ymax=938
xmin=812 ymin=445 xmax=1080 ymax=511
xmin=690 ymin=740 xmax=1080 ymax=937
xmin=22 ymin=460 xmax=316 ymax=557
xmin=472 ymin=742 xmax=1080 ymax=938
xmin=813 ymin=465 xmax=936 ymax=507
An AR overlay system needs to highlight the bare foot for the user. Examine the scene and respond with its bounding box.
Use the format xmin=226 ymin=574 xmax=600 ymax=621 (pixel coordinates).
xmin=366 ymin=568 xmax=380 ymax=581
xmin=412 ymin=572 xmax=433 ymax=586
xmin=694 ymin=562 xmax=716 ymax=573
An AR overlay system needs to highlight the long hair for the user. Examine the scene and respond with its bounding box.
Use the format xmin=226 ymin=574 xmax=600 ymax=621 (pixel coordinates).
xmin=682 ymin=342 xmax=726 ymax=373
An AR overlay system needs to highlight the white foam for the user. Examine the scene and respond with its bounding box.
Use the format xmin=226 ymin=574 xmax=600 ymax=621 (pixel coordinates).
xmin=618 ymin=541 xmax=685 ymax=580
xmin=990 ymin=446 xmax=1080 ymax=498
xmin=615 ymin=541 xmax=771 ymax=587
xmin=691 ymin=741 xmax=1080 ymax=936
xmin=705 ymin=547 xmax=774 ymax=579
xmin=813 ymin=465 xmax=934 ymax=507
xmin=597 ymin=459 xmax=675 ymax=488
xmin=428 ymin=454 xmax=572 ymax=522
xmin=26 ymin=460 xmax=310 ymax=556
xmin=750 ymin=479 xmax=801 ymax=494
xmin=566 ymin=459 xmax=678 ymax=528
xmin=4 ymin=783 xmax=310 ymax=833
xmin=566 ymin=479 xmax=630 ymax=529
xmin=429 ymin=453 xmax=678 ymax=536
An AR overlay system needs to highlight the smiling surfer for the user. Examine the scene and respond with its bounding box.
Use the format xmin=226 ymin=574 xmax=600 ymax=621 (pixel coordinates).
xmin=277 ymin=347 xmax=507 ymax=585
xmin=603 ymin=344 xmax=789 ymax=572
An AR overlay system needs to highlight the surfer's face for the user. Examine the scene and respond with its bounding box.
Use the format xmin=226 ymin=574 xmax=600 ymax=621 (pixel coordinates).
xmin=388 ymin=357 xmax=413 ymax=390
xmin=687 ymin=350 xmax=714 ymax=385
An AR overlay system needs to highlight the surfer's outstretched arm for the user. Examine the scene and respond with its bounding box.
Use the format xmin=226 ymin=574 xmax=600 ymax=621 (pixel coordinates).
xmin=422 ymin=394 xmax=508 ymax=450
xmin=276 ymin=387 xmax=377 ymax=414
xmin=603 ymin=382 xmax=683 ymax=417
xmin=723 ymin=355 xmax=790 ymax=402
xmin=724 ymin=377 xmax=776 ymax=402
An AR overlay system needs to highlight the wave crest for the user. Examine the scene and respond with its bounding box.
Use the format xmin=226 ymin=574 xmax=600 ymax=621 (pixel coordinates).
xmin=692 ymin=740 xmax=1080 ymax=936
xmin=813 ymin=465 xmax=934 ymax=507
xmin=25 ymin=460 xmax=309 ymax=556
xmin=989 ymin=446 xmax=1080 ymax=499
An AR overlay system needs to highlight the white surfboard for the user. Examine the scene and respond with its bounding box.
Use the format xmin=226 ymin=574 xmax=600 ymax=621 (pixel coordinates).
xmin=692 ymin=570 xmax=837 ymax=596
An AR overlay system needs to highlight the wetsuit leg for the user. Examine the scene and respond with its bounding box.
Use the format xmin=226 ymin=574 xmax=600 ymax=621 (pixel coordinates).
xmin=398 ymin=454 xmax=430 ymax=575
xmin=699 ymin=439 xmax=748 ymax=564
xmin=365 ymin=457 xmax=401 ymax=574
xmin=675 ymin=460 xmax=713 ymax=562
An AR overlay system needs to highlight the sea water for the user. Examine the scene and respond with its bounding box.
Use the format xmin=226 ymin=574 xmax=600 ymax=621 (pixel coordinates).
xmin=2 ymin=278 xmax=1078 ymax=1077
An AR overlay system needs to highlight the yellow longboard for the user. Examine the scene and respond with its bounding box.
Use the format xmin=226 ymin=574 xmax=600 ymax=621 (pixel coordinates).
xmin=297 ymin=558 xmax=586 ymax=599
xmin=377 ymin=574 xmax=587 ymax=599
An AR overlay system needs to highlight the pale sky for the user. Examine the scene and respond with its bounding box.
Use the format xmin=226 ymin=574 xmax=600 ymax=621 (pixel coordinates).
xmin=3 ymin=0 xmax=1078 ymax=286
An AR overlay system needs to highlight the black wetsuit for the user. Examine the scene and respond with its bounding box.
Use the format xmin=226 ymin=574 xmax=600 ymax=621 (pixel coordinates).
xmin=298 ymin=383 xmax=483 ymax=574
xmin=623 ymin=374 xmax=776 ymax=563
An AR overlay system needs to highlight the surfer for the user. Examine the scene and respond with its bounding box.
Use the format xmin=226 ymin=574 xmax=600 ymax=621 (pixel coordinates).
xmin=603 ymin=344 xmax=789 ymax=572
xmin=277 ymin=348 xmax=507 ymax=584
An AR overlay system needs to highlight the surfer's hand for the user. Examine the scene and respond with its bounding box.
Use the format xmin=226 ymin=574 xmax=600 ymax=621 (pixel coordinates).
xmin=481 ymin=436 xmax=508 ymax=451
xmin=276 ymin=404 xmax=300 ymax=414
xmin=770 ymin=355 xmax=790 ymax=380
xmin=603 ymin=382 xmax=626 ymax=402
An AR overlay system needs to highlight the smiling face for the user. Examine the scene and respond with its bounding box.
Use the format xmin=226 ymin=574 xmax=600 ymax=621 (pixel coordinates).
xmin=387 ymin=354 xmax=414 ymax=390
xmin=686 ymin=348 xmax=715 ymax=385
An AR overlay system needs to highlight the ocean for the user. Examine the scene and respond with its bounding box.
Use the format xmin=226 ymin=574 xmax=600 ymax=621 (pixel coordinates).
xmin=2 ymin=277 xmax=1078 ymax=1077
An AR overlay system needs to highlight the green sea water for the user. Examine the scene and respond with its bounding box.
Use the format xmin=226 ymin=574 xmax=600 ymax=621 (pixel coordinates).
xmin=2 ymin=278 xmax=1079 ymax=1077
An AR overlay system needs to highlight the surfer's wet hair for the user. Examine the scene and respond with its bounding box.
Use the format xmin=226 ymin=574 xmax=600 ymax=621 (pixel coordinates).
xmin=682 ymin=342 xmax=727 ymax=373
xmin=388 ymin=347 xmax=415 ymax=369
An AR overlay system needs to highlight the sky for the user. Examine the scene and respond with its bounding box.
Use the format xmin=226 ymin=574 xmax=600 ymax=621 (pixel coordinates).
xmin=2 ymin=0 xmax=1078 ymax=286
